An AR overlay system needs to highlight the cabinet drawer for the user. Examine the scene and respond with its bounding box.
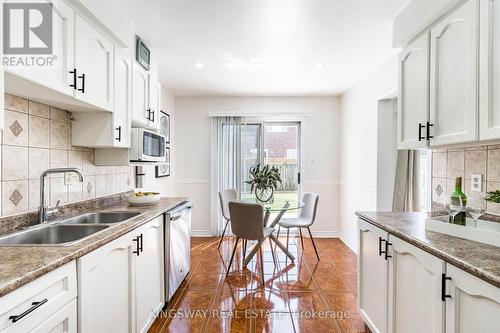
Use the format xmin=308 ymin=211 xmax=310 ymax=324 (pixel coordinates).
xmin=0 ymin=261 xmax=77 ymax=332
xmin=30 ymin=299 xmax=77 ymax=333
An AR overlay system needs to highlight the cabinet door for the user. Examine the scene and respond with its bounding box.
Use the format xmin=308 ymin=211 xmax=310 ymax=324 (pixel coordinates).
xmin=135 ymin=216 xmax=164 ymax=333
xmin=30 ymin=299 xmax=77 ymax=333
xmin=398 ymin=33 xmax=430 ymax=149
xmin=429 ymin=0 xmax=479 ymax=146
xmin=113 ymin=49 xmax=132 ymax=147
xmin=131 ymin=63 xmax=150 ymax=127
xmin=445 ymin=264 xmax=500 ymax=332
xmin=4 ymin=0 xmax=74 ymax=96
xmin=74 ymin=14 xmax=114 ymax=111
xmin=387 ymin=235 xmax=445 ymax=333
xmin=357 ymin=218 xmax=389 ymax=333
xmin=479 ymin=0 xmax=500 ymax=140
xmin=148 ymin=81 xmax=161 ymax=130
xmin=77 ymin=233 xmax=135 ymax=333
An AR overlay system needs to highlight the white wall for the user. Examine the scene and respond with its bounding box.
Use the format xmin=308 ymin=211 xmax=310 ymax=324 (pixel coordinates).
xmin=174 ymin=96 xmax=340 ymax=236
xmin=339 ymin=57 xmax=398 ymax=251
xmin=139 ymin=88 xmax=176 ymax=196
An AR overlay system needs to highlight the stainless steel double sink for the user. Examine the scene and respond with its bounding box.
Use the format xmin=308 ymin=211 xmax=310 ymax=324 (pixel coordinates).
xmin=0 ymin=211 xmax=142 ymax=246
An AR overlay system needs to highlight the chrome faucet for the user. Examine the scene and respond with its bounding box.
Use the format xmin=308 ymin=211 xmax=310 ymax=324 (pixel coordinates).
xmin=39 ymin=168 xmax=84 ymax=224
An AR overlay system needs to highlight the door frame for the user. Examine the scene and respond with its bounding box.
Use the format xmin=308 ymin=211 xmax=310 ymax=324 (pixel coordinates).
xmin=243 ymin=117 xmax=304 ymax=203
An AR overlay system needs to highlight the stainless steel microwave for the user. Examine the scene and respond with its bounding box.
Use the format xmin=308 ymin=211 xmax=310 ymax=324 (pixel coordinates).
xmin=130 ymin=128 xmax=166 ymax=162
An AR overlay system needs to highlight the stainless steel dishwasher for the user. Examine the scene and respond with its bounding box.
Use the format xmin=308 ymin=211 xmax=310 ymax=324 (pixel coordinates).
xmin=165 ymin=201 xmax=192 ymax=302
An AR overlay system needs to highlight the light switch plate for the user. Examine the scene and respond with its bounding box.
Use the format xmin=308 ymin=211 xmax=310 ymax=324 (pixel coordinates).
xmin=471 ymin=174 xmax=482 ymax=192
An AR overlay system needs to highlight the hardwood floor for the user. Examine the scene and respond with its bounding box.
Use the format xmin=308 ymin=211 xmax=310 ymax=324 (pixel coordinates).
xmin=148 ymin=236 xmax=371 ymax=333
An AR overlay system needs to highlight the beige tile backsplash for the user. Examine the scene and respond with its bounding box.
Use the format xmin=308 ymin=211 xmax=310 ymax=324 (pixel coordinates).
xmin=1 ymin=94 xmax=134 ymax=217
xmin=432 ymin=145 xmax=500 ymax=214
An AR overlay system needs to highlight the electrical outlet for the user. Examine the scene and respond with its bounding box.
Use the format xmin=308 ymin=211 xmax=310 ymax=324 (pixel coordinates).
xmin=64 ymin=172 xmax=78 ymax=185
xmin=471 ymin=174 xmax=482 ymax=192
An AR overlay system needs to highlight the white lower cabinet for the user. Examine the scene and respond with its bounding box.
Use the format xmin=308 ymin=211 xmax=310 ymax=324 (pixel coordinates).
xmin=0 ymin=262 xmax=77 ymax=333
xmin=445 ymin=264 xmax=500 ymax=332
xmin=358 ymin=218 xmax=500 ymax=333
xmin=78 ymin=231 xmax=136 ymax=333
xmin=387 ymin=235 xmax=445 ymax=333
xmin=78 ymin=216 xmax=165 ymax=333
xmin=135 ymin=216 xmax=164 ymax=333
xmin=357 ymin=219 xmax=389 ymax=333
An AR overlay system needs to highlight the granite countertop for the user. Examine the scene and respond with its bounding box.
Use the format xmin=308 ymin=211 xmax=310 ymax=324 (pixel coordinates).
xmin=356 ymin=211 xmax=500 ymax=288
xmin=0 ymin=197 xmax=187 ymax=298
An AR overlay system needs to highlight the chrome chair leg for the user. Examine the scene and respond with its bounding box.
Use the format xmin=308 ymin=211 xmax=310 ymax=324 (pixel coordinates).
xmin=298 ymin=228 xmax=305 ymax=250
xmin=218 ymin=219 xmax=230 ymax=250
xmin=307 ymin=227 xmax=320 ymax=261
xmin=258 ymin=245 xmax=265 ymax=286
xmin=226 ymin=237 xmax=239 ymax=278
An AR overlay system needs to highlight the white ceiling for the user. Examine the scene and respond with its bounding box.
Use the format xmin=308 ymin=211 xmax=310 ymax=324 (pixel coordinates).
xmin=116 ymin=0 xmax=411 ymax=96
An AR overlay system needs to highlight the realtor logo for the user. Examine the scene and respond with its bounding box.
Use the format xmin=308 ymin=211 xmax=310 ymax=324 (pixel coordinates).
xmin=3 ymin=3 xmax=53 ymax=54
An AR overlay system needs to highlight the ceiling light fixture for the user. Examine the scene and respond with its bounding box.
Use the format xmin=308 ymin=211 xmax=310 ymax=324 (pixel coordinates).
xmin=316 ymin=63 xmax=326 ymax=69
xmin=194 ymin=62 xmax=204 ymax=69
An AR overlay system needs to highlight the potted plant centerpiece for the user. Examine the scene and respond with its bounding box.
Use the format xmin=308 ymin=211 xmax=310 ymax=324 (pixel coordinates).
xmin=245 ymin=164 xmax=282 ymax=203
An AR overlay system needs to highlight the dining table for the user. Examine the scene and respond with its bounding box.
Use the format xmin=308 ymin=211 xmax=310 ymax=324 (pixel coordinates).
xmin=240 ymin=199 xmax=305 ymax=266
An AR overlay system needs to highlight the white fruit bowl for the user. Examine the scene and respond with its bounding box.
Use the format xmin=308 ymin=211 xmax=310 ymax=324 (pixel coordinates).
xmin=126 ymin=192 xmax=161 ymax=206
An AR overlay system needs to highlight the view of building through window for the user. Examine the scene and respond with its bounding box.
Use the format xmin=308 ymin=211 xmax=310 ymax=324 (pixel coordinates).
xmin=241 ymin=122 xmax=301 ymax=213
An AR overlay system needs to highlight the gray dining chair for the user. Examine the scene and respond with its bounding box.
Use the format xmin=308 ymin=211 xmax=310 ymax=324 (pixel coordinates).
xmin=277 ymin=192 xmax=320 ymax=260
xmin=218 ymin=189 xmax=238 ymax=249
xmin=226 ymin=202 xmax=275 ymax=285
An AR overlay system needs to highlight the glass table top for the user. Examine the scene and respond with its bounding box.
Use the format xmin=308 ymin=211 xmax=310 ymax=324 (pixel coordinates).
xmin=240 ymin=199 xmax=305 ymax=212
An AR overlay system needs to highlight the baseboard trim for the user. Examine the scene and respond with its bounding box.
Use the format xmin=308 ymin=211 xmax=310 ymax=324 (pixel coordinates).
xmin=191 ymin=230 xmax=212 ymax=237
xmin=338 ymin=231 xmax=357 ymax=253
xmin=191 ymin=230 xmax=341 ymax=238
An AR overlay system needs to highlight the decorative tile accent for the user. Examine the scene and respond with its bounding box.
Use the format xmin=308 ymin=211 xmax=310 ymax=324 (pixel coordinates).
xmin=4 ymin=110 xmax=28 ymax=146
xmin=9 ymin=190 xmax=22 ymax=206
xmin=435 ymin=184 xmax=443 ymax=197
xmin=86 ymin=181 xmax=93 ymax=194
xmin=2 ymin=181 xmax=28 ymax=215
xmin=9 ymin=120 xmax=23 ymax=137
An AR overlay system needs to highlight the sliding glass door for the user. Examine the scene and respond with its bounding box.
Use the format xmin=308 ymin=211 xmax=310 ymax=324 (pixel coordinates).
xmin=240 ymin=121 xmax=301 ymax=213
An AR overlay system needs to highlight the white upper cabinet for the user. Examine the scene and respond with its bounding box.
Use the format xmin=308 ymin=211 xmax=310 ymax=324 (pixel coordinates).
xmin=479 ymin=0 xmax=500 ymax=140
xmin=74 ymin=14 xmax=114 ymax=111
xmin=131 ymin=62 xmax=162 ymax=131
xmin=148 ymin=81 xmax=162 ymax=130
xmin=387 ymin=235 xmax=445 ymax=333
xmin=112 ymin=49 xmax=132 ymax=147
xmin=398 ymin=33 xmax=430 ymax=149
xmin=4 ymin=0 xmax=74 ymax=96
xmin=71 ymin=48 xmax=131 ymax=148
xmin=445 ymin=264 xmax=500 ymax=333
xmin=357 ymin=219 xmax=389 ymax=333
xmin=132 ymin=63 xmax=150 ymax=128
xmin=429 ymin=0 xmax=479 ymax=146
